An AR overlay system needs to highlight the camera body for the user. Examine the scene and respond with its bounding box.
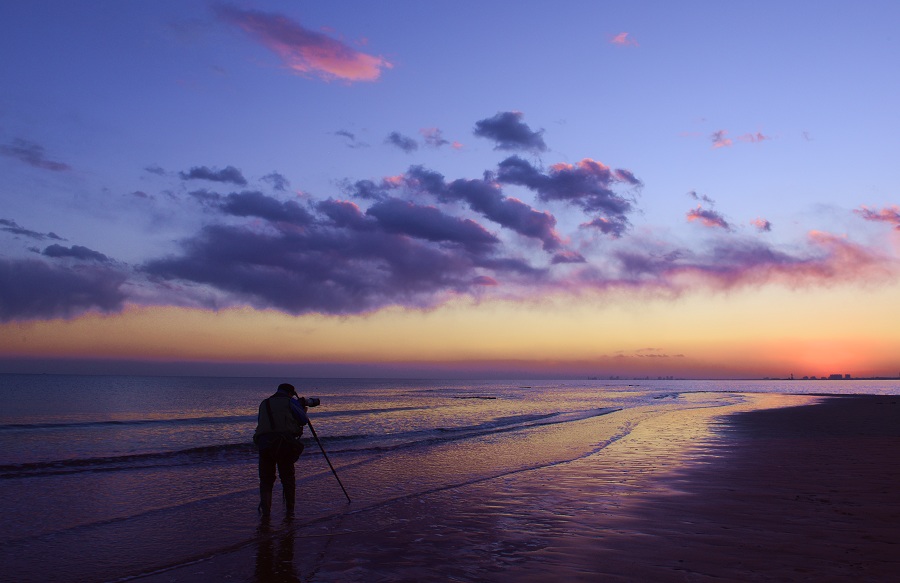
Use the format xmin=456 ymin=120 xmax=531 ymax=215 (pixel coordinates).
xmin=299 ymin=396 xmax=320 ymax=408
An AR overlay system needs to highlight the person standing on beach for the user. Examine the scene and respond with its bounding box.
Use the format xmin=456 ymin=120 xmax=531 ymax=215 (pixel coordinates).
xmin=254 ymin=383 xmax=308 ymax=518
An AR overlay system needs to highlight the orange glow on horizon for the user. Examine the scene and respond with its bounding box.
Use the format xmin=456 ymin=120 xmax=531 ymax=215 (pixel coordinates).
xmin=1 ymin=281 xmax=898 ymax=378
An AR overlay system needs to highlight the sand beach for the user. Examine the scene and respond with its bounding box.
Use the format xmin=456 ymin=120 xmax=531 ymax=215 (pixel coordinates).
xmin=130 ymin=394 xmax=900 ymax=582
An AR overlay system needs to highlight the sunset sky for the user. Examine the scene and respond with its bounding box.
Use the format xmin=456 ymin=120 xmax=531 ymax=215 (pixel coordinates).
xmin=1 ymin=1 xmax=899 ymax=379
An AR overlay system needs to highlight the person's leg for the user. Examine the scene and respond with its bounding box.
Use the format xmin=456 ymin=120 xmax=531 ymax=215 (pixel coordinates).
xmin=258 ymin=452 xmax=276 ymax=517
xmin=277 ymin=455 xmax=296 ymax=517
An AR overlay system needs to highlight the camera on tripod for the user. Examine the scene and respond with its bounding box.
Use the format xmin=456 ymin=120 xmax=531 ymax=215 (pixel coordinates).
xmin=298 ymin=396 xmax=320 ymax=408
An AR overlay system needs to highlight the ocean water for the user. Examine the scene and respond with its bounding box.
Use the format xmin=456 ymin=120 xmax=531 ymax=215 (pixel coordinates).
xmin=1 ymin=375 xmax=898 ymax=582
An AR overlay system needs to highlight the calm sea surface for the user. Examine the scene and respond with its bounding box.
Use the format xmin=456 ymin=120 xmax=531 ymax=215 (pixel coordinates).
xmin=1 ymin=375 xmax=898 ymax=581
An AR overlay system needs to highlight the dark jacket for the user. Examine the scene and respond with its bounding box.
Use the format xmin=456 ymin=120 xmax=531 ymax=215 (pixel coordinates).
xmin=254 ymin=391 xmax=305 ymax=445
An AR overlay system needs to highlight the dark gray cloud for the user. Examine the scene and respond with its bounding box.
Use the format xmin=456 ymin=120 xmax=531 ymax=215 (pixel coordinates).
xmin=0 ymin=258 xmax=126 ymax=322
xmin=179 ymin=165 xmax=248 ymax=186
xmin=613 ymin=248 xmax=684 ymax=282
xmin=551 ymin=250 xmax=586 ymax=264
xmin=34 ymin=206 xmax=888 ymax=322
xmin=7 ymin=107 xmax=888 ymax=324
xmin=385 ymin=131 xmax=418 ymax=153
xmin=404 ymin=166 xmax=564 ymax=251
xmin=1 ymin=218 xmax=64 ymax=241
xmin=404 ymin=166 xmax=448 ymax=196
xmin=420 ymin=127 xmax=450 ymax=148
xmin=473 ymin=111 xmax=547 ymax=152
xmin=448 ymin=179 xmax=563 ymax=251
xmin=142 ymin=190 xmax=545 ymax=315
xmin=0 ymin=138 xmax=71 ymax=172
xmin=189 ymin=189 xmax=313 ymax=225
xmin=4 ymin=184 xmax=891 ymax=323
xmin=143 ymin=222 xmax=534 ymax=315
xmin=687 ymin=190 xmax=714 ymax=204
xmin=334 ymin=130 xmax=368 ymax=149
xmin=42 ymin=244 xmax=110 ymax=263
xmin=316 ymin=199 xmax=374 ymax=230
xmin=188 ymin=189 xmax=222 ymax=203
xmin=144 ymin=165 xmax=166 ymax=176
xmin=218 ymin=191 xmax=314 ymax=225
xmin=496 ymin=156 xmax=637 ymax=237
xmin=580 ymin=217 xmax=626 ymax=237
xmin=262 ymin=171 xmax=290 ymax=191
xmin=366 ymin=198 xmax=499 ymax=252
xmin=346 ymin=179 xmax=390 ymax=201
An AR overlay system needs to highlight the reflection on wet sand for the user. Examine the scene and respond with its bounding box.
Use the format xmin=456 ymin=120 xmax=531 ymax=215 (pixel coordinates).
xmin=137 ymin=393 xmax=894 ymax=582
xmin=237 ymin=395 xmax=816 ymax=581
xmin=254 ymin=519 xmax=300 ymax=583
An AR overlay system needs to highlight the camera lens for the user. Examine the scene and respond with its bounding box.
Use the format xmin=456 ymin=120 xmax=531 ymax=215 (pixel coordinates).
xmin=305 ymin=397 xmax=321 ymax=407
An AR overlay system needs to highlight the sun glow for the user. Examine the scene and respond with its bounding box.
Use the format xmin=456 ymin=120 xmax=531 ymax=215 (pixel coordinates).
xmin=3 ymin=280 xmax=898 ymax=378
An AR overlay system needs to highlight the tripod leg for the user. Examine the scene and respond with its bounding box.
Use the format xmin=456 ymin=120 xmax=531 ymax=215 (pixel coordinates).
xmin=307 ymin=419 xmax=351 ymax=503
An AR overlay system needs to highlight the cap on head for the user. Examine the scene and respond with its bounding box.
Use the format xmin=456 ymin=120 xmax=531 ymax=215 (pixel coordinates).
xmin=277 ymin=383 xmax=296 ymax=395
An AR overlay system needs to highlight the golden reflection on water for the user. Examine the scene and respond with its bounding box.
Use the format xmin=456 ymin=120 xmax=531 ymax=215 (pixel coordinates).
xmin=127 ymin=392 xmax=831 ymax=582
xmin=595 ymin=393 xmax=823 ymax=489
xmin=313 ymin=393 xmax=825 ymax=516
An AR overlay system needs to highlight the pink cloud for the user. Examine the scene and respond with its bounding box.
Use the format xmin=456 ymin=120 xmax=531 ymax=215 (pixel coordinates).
xmin=383 ymin=175 xmax=405 ymax=187
xmin=711 ymin=130 xmax=732 ymax=148
xmin=687 ymin=205 xmax=731 ymax=230
xmin=855 ymin=205 xmax=900 ymax=230
xmin=420 ymin=127 xmax=444 ymax=146
xmin=614 ymin=168 xmax=641 ymax=185
xmin=550 ymin=159 xmax=609 ymax=174
xmin=750 ymin=218 xmax=772 ymax=232
xmin=551 ymin=250 xmax=586 ymax=264
xmin=608 ymin=230 xmax=897 ymax=296
xmin=610 ymin=32 xmax=639 ymax=47
xmin=801 ymin=230 xmax=895 ymax=280
xmin=711 ymin=130 xmax=772 ymax=148
xmin=217 ymin=6 xmax=392 ymax=82
xmin=737 ymin=132 xmax=771 ymax=143
xmin=420 ymin=127 xmax=458 ymax=149
xmin=472 ymin=275 xmax=498 ymax=286
xmin=580 ymin=217 xmax=620 ymax=237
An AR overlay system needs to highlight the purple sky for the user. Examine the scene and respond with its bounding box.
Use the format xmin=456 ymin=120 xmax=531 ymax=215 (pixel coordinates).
xmin=1 ymin=2 xmax=898 ymax=377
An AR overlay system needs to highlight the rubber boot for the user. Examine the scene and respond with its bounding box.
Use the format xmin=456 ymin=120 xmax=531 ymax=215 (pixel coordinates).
xmin=259 ymin=486 xmax=273 ymax=519
xmin=284 ymin=486 xmax=295 ymax=518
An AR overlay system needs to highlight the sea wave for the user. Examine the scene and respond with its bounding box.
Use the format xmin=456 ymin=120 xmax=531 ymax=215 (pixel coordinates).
xmin=0 ymin=407 xmax=620 ymax=479
xmin=0 ymin=405 xmax=424 ymax=433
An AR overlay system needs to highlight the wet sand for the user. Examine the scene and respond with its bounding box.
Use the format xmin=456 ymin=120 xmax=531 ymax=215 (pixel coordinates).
xmin=579 ymin=394 xmax=900 ymax=581
xmin=137 ymin=395 xmax=900 ymax=582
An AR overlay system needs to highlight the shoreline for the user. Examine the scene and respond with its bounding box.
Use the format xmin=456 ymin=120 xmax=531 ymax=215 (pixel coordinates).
xmin=577 ymin=394 xmax=900 ymax=581
xmin=130 ymin=395 xmax=900 ymax=581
